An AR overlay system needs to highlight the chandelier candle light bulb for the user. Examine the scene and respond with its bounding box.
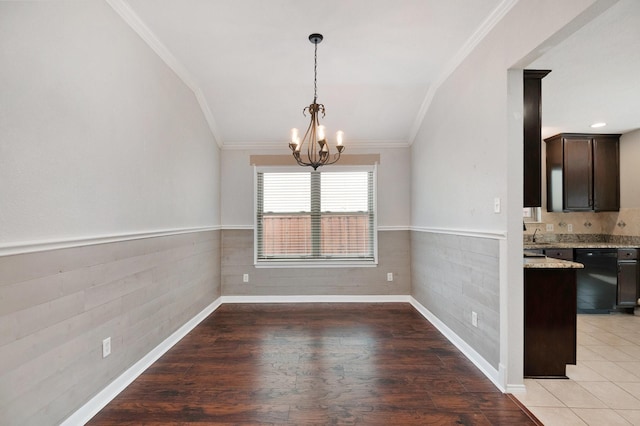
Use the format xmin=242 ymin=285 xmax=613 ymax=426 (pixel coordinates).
xmin=290 ymin=128 xmax=301 ymax=151
xmin=288 ymin=33 xmax=344 ymax=170
xmin=317 ymin=125 xmax=326 ymax=141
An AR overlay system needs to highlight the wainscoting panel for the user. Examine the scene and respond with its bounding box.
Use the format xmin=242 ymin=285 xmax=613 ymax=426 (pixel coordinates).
xmin=222 ymin=230 xmax=410 ymax=296
xmin=0 ymin=230 xmax=221 ymax=426
xmin=411 ymin=230 xmax=501 ymax=369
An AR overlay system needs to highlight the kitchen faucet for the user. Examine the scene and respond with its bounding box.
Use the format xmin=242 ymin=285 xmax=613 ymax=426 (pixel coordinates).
xmin=532 ymin=227 xmax=539 ymax=243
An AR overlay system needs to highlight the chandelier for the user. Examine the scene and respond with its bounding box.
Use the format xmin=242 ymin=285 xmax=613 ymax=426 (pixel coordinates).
xmin=289 ymin=33 xmax=344 ymax=170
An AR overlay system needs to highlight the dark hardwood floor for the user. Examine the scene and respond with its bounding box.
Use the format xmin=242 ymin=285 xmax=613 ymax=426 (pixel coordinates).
xmin=89 ymin=303 xmax=538 ymax=425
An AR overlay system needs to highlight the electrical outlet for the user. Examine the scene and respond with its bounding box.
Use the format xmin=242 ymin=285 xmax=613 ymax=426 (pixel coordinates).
xmin=567 ymin=224 xmax=573 ymax=232
xmin=102 ymin=337 xmax=111 ymax=358
xmin=471 ymin=311 xmax=478 ymax=327
xmin=387 ymin=272 xmax=393 ymax=282
xmin=243 ymin=273 xmax=249 ymax=283
xmin=546 ymin=223 xmax=554 ymax=232
xmin=493 ymin=197 xmax=501 ymax=213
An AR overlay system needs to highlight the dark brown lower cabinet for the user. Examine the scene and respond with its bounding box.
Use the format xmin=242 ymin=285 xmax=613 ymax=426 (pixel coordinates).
xmin=524 ymin=268 xmax=577 ymax=378
xmin=544 ymin=248 xmax=573 ymax=261
xmin=617 ymin=249 xmax=639 ymax=307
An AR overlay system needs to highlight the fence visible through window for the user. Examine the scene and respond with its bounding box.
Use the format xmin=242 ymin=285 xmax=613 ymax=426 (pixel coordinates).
xmin=262 ymin=214 xmax=369 ymax=257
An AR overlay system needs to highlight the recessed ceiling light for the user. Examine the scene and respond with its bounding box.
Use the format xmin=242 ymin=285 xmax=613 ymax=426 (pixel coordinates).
xmin=590 ymin=122 xmax=607 ymax=128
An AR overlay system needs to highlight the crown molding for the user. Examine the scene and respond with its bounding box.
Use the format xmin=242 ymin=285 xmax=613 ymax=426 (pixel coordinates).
xmin=106 ymin=0 xmax=223 ymax=148
xmin=193 ymin=88 xmax=223 ymax=148
xmin=407 ymin=0 xmax=519 ymax=145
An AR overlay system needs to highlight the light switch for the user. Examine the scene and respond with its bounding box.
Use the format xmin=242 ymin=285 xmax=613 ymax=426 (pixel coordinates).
xmin=102 ymin=337 xmax=111 ymax=358
xmin=493 ymin=197 xmax=501 ymax=213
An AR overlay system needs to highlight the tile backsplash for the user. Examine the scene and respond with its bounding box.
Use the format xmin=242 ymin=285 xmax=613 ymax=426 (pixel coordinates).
xmin=524 ymin=208 xmax=640 ymax=244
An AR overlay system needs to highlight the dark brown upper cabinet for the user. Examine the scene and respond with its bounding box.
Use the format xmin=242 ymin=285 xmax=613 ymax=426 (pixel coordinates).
xmin=523 ymin=70 xmax=551 ymax=207
xmin=545 ymin=133 xmax=620 ymax=212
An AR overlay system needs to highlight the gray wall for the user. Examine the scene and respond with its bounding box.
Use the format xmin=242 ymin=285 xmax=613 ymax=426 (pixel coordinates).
xmin=409 ymin=0 xmax=607 ymax=387
xmin=0 ymin=230 xmax=221 ymax=425
xmin=0 ymin=1 xmax=221 ymax=245
xmin=222 ymin=230 xmax=410 ymax=296
xmin=0 ymin=2 xmax=222 ymax=424
xmin=221 ymin=147 xmax=411 ymax=229
xmin=411 ymin=231 xmax=500 ymax=369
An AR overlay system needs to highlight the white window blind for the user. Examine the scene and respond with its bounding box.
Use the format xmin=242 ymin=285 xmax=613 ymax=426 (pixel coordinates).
xmin=256 ymin=169 xmax=376 ymax=262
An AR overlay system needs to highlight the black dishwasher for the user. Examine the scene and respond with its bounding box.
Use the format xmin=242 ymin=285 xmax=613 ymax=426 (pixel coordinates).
xmin=575 ymin=249 xmax=618 ymax=314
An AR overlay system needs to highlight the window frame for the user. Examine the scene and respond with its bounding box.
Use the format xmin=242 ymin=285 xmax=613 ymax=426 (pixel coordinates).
xmin=254 ymin=165 xmax=378 ymax=268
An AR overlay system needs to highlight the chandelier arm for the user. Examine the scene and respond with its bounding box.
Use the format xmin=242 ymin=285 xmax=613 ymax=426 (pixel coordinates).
xmin=317 ymin=103 xmax=325 ymax=119
xmin=295 ymin=156 xmax=308 ymax=168
xmin=306 ymin=112 xmax=317 ymax=166
xmin=325 ymin=152 xmax=342 ymax=166
xmin=311 ymin=110 xmax=322 ymax=166
xmin=300 ymin=115 xmax=314 ymax=147
xmin=292 ymin=110 xmax=318 ymax=168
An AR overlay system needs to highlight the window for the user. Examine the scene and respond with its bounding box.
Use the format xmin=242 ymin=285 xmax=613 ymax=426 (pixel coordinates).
xmin=256 ymin=167 xmax=376 ymax=265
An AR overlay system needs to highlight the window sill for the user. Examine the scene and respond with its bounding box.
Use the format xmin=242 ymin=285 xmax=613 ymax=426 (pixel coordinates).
xmin=255 ymin=259 xmax=377 ymax=268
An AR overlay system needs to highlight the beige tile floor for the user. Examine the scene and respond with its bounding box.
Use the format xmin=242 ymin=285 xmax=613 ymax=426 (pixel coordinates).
xmin=516 ymin=313 xmax=640 ymax=425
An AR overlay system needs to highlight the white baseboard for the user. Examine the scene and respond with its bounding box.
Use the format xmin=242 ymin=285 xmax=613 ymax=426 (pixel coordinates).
xmin=408 ymin=297 xmax=504 ymax=392
xmin=221 ymin=295 xmax=412 ymax=304
xmin=506 ymin=383 xmax=527 ymax=394
xmin=61 ymin=297 xmax=223 ymax=426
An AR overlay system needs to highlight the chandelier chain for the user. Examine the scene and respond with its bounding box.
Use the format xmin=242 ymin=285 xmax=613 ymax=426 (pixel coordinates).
xmin=313 ymin=41 xmax=318 ymax=103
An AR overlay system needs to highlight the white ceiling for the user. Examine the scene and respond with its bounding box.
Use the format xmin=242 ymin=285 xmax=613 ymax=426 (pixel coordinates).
xmin=114 ymin=0 xmax=639 ymax=148
xmin=529 ymin=0 xmax=640 ymax=139
xmin=117 ymin=0 xmax=508 ymax=147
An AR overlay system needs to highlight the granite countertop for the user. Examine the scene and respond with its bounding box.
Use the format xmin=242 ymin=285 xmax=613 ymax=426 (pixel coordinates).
xmin=524 ymin=242 xmax=639 ymax=249
xmin=522 ymin=234 xmax=638 ymax=268
xmin=523 ymin=255 xmax=584 ymax=269
xmin=523 ymin=234 xmax=640 ymax=250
